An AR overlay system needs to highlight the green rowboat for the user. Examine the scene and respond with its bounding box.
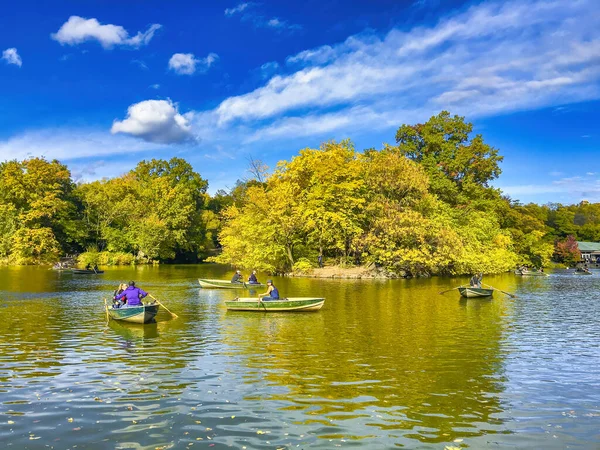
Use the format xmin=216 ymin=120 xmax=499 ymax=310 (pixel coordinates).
xmin=72 ymin=269 xmax=104 ymax=274
xmin=514 ymin=270 xmax=548 ymax=276
xmin=458 ymin=287 xmax=494 ymax=298
xmin=225 ymin=297 xmax=325 ymax=312
xmin=574 ymin=270 xmax=592 ymax=275
xmin=107 ymin=303 xmax=160 ymax=323
xmin=198 ymin=278 xmax=265 ymax=289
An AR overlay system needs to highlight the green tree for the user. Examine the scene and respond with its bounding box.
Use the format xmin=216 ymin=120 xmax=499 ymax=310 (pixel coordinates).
xmin=0 ymin=158 xmax=78 ymax=263
xmin=395 ymin=111 xmax=503 ymax=204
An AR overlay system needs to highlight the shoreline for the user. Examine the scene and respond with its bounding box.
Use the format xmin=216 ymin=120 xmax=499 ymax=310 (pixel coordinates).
xmin=287 ymin=266 xmax=406 ymax=279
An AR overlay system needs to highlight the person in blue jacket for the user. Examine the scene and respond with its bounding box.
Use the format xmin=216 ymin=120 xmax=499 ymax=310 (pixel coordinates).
xmin=248 ymin=270 xmax=259 ymax=284
xmin=259 ymin=279 xmax=280 ymax=301
xmin=116 ymin=281 xmax=148 ymax=307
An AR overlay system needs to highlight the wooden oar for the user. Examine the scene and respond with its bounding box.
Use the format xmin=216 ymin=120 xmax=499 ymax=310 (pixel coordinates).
xmin=103 ymin=298 xmax=110 ymax=324
xmin=483 ymin=284 xmax=517 ymax=298
xmin=438 ymin=286 xmax=461 ymax=295
xmin=148 ymin=294 xmax=179 ymax=318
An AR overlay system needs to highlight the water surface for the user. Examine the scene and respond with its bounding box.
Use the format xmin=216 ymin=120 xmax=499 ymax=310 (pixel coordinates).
xmin=0 ymin=265 xmax=599 ymax=448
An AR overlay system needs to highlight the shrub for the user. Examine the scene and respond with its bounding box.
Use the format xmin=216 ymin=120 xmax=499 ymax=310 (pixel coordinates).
xmin=293 ymin=257 xmax=314 ymax=274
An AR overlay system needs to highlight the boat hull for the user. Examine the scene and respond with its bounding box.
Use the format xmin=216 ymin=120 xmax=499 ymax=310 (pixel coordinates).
xmin=108 ymin=304 xmax=160 ymax=323
xmin=574 ymin=271 xmax=592 ymax=275
xmin=458 ymin=287 xmax=494 ymax=298
xmin=225 ymin=297 xmax=325 ymax=312
xmin=198 ymin=278 xmax=264 ymax=289
xmin=514 ymin=270 xmax=548 ymax=276
xmin=72 ymin=269 xmax=104 ymax=274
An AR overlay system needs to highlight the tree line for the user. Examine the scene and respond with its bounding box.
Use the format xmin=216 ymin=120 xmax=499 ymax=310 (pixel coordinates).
xmin=0 ymin=111 xmax=593 ymax=274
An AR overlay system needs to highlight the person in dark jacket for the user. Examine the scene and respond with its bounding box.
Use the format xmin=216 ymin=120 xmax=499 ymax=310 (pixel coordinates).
xmin=248 ymin=270 xmax=259 ymax=284
xmin=259 ymin=280 xmax=280 ymax=300
xmin=469 ymin=273 xmax=483 ymax=288
xmin=231 ymin=270 xmax=243 ymax=283
xmin=116 ymin=281 xmax=148 ymax=307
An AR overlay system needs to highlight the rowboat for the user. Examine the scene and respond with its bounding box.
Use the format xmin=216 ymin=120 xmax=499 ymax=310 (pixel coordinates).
xmin=107 ymin=303 xmax=160 ymax=323
xmin=225 ymin=297 xmax=325 ymax=312
xmin=574 ymin=270 xmax=592 ymax=275
xmin=514 ymin=270 xmax=548 ymax=276
xmin=458 ymin=287 xmax=494 ymax=298
xmin=198 ymin=278 xmax=264 ymax=289
xmin=72 ymin=269 xmax=104 ymax=274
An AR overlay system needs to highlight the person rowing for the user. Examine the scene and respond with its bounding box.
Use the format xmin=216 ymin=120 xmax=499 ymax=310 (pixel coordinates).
xmin=115 ymin=281 xmax=148 ymax=307
xmin=231 ymin=270 xmax=243 ymax=284
xmin=469 ymin=272 xmax=483 ymax=288
xmin=258 ymin=279 xmax=280 ymax=301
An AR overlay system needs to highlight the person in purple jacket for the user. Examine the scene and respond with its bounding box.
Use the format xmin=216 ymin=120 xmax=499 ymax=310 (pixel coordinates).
xmin=116 ymin=281 xmax=148 ymax=307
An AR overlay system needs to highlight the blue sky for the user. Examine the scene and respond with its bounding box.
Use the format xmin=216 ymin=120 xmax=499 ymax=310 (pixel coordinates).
xmin=0 ymin=0 xmax=598 ymax=204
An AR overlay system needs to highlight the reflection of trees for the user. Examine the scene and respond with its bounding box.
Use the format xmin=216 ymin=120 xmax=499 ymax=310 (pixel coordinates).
xmin=220 ymin=277 xmax=510 ymax=444
xmin=0 ymin=297 xmax=64 ymax=382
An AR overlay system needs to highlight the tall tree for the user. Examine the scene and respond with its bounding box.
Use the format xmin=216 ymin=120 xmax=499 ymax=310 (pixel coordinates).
xmin=395 ymin=111 xmax=503 ymax=204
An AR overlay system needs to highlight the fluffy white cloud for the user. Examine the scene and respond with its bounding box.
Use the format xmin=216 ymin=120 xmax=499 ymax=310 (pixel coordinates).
xmin=111 ymin=99 xmax=195 ymax=144
xmin=214 ymin=0 xmax=600 ymax=136
xmin=51 ymin=16 xmax=161 ymax=48
xmin=168 ymin=52 xmax=218 ymax=75
xmin=2 ymin=48 xmax=22 ymax=67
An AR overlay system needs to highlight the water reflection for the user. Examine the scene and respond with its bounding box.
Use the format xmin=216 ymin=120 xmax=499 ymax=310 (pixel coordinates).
xmin=0 ymin=266 xmax=599 ymax=448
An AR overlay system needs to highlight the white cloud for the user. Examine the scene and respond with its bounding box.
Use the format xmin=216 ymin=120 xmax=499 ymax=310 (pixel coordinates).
xmin=111 ymin=99 xmax=195 ymax=144
xmin=212 ymin=0 xmax=600 ymax=138
xmin=224 ymin=3 xmax=300 ymax=31
xmin=500 ymin=175 xmax=600 ymax=203
xmin=168 ymin=52 xmax=219 ymax=75
xmin=51 ymin=16 xmax=161 ymax=48
xmin=0 ymin=128 xmax=161 ymax=162
xmin=224 ymin=2 xmax=253 ymax=16
xmin=259 ymin=61 xmax=279 ymax=78
xmin=150 ymin=84 xmax=160 ymax=89
xmin=2 ymin=48 xmax=22 ymax=67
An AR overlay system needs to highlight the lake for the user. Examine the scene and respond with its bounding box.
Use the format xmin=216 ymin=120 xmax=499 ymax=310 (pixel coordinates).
xmin=1 ymin=265 xmax=599 ymax=449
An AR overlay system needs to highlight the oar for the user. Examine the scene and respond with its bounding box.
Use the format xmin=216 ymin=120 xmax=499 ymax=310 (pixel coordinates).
xmin=483 ymin=284 xmax=517 ymax=298
xmin=103 ymin=298 xmax=111 ymax=324
xmin=148 ymin=294 xmax=179 ymax=318
xmin=438 ymin=286 xmax=461 ymax=295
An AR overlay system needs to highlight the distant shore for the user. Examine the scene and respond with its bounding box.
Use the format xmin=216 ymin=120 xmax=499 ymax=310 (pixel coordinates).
xmin=288 ymin=265 xmax=406 ymax=279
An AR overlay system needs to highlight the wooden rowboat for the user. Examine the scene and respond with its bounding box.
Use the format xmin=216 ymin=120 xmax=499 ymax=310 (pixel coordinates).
xmin=107 ymin=303 xmax=160 ymax=323
xmin=514 ymin=270 xmax=548 ymax=276
xmin=225 ymin=297 xmax=325 ymax=312
xmin=198 ymin=278 xmax=264 ymax=289
xmin=458 ymin=287 xmax=494 ymax=298
xmin=72 ymin=269 xmax=104 ymax=274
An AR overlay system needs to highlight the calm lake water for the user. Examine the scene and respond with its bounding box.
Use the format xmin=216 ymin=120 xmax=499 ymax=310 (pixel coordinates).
xmin=0 ymin=265 xmax=599 ymax=449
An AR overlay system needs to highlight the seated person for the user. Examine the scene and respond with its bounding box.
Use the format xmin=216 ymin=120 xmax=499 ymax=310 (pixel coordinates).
xmin=259 ymin=280 xmax=280 ymax=301
xmin=469 ymin=273 xmax=482 ymax=288
xmin=116 ymin=281 xmax=148 ymax=307
xmin=112 ymin=283 xmax=128 ymax=308
xmin=85 ymin=263 xmax=92 ymax=270
xmin=248 ymin=270 xmax=259 ymax=284
xmin=231 ymin=270 xmax=243 ymax=283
